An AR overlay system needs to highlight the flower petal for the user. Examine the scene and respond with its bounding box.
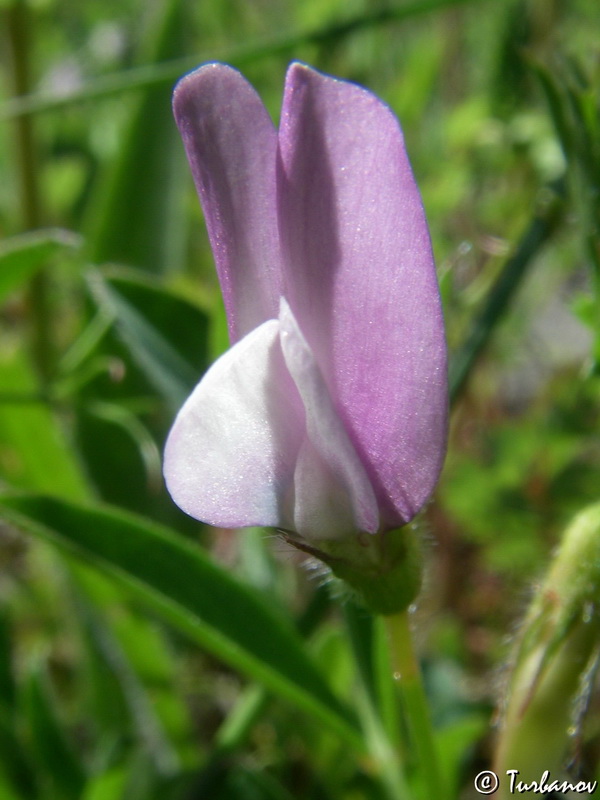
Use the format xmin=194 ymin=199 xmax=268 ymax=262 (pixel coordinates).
xmin=163 ymin=319 xmax=303 ymax=528
xmin=173 ymin=64 xmax=282 ymax=341
xmin=277 ymin=63 xmax=447 ymax=528
xmin=279 ymin=300 xmax=379 ymax=539
xmin=164 ymin=300 xmax=379 ymax=540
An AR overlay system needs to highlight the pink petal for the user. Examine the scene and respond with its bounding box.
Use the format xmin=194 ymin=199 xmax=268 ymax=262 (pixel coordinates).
xmin=277 ymin=63 xmax=447 ymax=528
xmin=173 ymin=64 xmax=282 ymax=341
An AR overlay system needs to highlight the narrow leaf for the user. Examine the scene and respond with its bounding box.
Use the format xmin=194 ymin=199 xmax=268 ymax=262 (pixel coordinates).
xmin=0 ymin=229 xmax=81 ymax=304
xmin=87 ymin=269 xmax=208 ymax=412
xmin=0 ymin=351 xmax=89 ymax=500
xmin=0 ymin=495 xmax=361 ymax=747
xmin=23 ymin=666 xmax=87 ymax=799
xmin=1 ymin=0 xmax=489 ymax=120
xmin=85 ymin=0 xmax=189 ymax=273
xmin=0 ymin=711 xmax=35 ymax=799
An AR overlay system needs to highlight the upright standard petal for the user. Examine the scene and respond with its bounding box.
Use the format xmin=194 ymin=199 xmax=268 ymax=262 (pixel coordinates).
xmin=277 ymin=63 xmax=447 ymax=529
xmin=173 ymin=64 xmax=282 ymax=341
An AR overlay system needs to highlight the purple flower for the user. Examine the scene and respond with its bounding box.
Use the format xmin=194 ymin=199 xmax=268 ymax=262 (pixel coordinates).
xmin=164 ymin=62 xmax=447 ymax=544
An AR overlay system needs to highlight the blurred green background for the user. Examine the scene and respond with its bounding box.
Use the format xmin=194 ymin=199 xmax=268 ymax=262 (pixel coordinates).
xmin=1 ymin=0 xmax=599 ymax=797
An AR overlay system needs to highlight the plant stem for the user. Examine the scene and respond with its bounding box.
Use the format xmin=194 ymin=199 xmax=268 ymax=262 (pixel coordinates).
xmin=6 ymin=0 xmax=53 ymax=385
xmin=6 ymin=0 xmax=40 ymax=227
xmin=385 ymin=610 xmax=446 ymax=800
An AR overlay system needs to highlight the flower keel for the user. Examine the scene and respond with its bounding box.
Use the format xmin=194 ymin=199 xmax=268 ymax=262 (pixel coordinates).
xmin=165 ymin=300 xmax=379 ymax=541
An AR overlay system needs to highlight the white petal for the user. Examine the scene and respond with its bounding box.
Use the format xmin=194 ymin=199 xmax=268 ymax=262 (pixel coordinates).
xmin=279 ymin=299 xmax=380 ymax=539
xmin=163 ymin=319 xmax=303 ymax=528
xmin=164 ymin=301 xmax=380 ymax=541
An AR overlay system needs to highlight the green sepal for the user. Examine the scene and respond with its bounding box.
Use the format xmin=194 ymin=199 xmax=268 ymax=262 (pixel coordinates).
xmin=287 ymin=525 xmax=423 ymax=616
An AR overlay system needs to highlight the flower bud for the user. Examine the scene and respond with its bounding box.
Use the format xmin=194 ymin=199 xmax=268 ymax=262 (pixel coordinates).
xmin=494 ymin=502 xmax=600 ymax=792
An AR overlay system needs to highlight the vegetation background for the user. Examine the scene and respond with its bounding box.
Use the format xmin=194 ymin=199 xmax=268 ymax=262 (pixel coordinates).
xmin=0 ymin=0 xmax=599 ymax=797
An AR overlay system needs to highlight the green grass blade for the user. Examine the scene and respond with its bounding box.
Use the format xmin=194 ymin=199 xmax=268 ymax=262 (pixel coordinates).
xmin=0 ymin=229 xmax=81 ymax=304
xmin=449 ymin=183 xmax=565 ymax=404
xmin=0 ymin=494 xmax=362 ymax=748
xmin=23 ymin=665 xmax=87 ymax=799
xmin=0 ymin=0 xmax=489 ymax=120
xmin=85 ymin=0 xmax=189 ymax=273
xmin=70 ymin=571 xmax=182 ymax=775
xmin=0 ymin=635 xmax=34 ymax=800
xmin=87 ymin=268 xmax=208 ymax=413
xmin=0 ymin=352 xmax=90 ymax=500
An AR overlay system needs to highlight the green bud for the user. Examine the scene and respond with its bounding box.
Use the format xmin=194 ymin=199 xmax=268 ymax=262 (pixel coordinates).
xmin=494 ymin=502 xmax=600 ymax=793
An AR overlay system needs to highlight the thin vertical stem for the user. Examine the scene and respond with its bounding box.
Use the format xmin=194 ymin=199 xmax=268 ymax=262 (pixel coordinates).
xmin=385 ymin=610 xmax=446 ymax=800
xmin=6 ymin=0 xmax=40 ymax=227
xmin=6 ymin=0 xmax=53 ymax=384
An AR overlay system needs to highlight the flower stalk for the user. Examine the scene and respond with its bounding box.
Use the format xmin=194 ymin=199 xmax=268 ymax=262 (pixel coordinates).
xmin=385 ymin=610 xmax=446 ymax=800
